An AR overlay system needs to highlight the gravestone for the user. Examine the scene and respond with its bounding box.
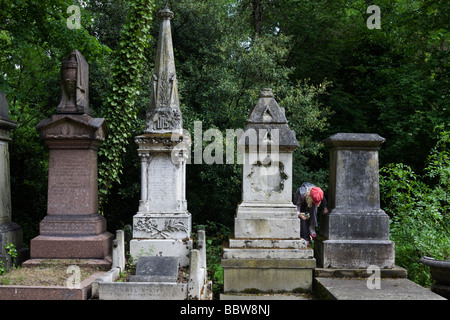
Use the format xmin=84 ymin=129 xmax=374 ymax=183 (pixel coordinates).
xmin=314 ymin=133 xmax=395 ymax=268
xmin=221 ymin=89 xmax=315 ymax=295
xmin=130 ymin=6 xmax=192 ymax=267
xmin=27 ymin=50 xmax=112 ymax=263
xmin=129 ymin=256 xmax=179 ymax=282
xmin=0 ymin=92 xmax=29 ymax=268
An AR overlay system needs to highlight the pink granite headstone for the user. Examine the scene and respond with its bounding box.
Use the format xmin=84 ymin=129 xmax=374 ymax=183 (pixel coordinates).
xmin=27 ymin=50 xmax=112 ymax=262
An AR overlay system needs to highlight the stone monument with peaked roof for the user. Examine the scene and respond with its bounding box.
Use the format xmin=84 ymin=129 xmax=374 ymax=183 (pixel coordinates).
xmin=221 ymin=89 xmax=316 ymax=296
xmin=26 ymin=50 xmax=112 ymax=265
xmin=130 ymin=6 xmax=192 ymax=267
xmin=0 ymin=92 xmax=29 ymax=269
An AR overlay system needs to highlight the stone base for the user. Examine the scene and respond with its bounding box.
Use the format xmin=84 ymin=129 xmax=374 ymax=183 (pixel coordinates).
xmin=39 ymin=214 xmax=107 ymax=236
xmin=222 ymin=258 xmax=315 ymax=293
xmin=314 ymin=265 xmax=408 ymax=279
xmin=130 ymin=238 xmax=193 ymax=267
xmin=22 ymin=257 xmax=112 ymax=269
xmin=98 ymin=281 xmax=188 ymax=300
xmin=222 ymin=237 xmax=315 ymax=293
xmin=314 ymin=238 xmax=395 ymax=268
xmin=314 ymin=277 xmax=447 ymax=300
xmin=234 ymin=203 xmax=300 ymax=239
xmin=30 ymin=232 xmax=113 ymax=260
xmin=0 ymin=272 xmax=104 ymax=300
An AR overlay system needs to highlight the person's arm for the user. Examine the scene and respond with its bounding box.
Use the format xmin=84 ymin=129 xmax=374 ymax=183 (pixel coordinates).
xmin=321 ymin=197 xmax=329 ymax=214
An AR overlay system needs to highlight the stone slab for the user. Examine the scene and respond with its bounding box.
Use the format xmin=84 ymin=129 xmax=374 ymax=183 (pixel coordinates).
xmin=320 ymin=210 xmax=390 ymax=240
xmin=129 ymin=238 xmax=192 ymax=267
xmin=234 ymin=218 xmax=300 ymax=239
xmin=220 ymin=293 xmax=311 ymax=300
xmin=229 ymin=239 xmax=307 ymax=249
xmin=22 ymin=257 xmax=112 ymax=269
xmin=0 ymin=272 xmax=104 ymax=300
xmin=314 ymin=266 xmax=407 ymax=279
xmin=223 ymin=267 xmax=313 ymax=293
xmin=39 ymin=213 xmax=107 ymax=236
xmin=314 ymin=277 xmax=447 ymax=300
xmin=222 ymin=257 xmax=316 ymax=293
xmin=98 ymin=281 xmax=188 ymax=300
xmin=223 ymin=247 xmax=313 ymax=259
xmin=234 ymin=203 xmax=300 ymax=239
xmin=221 ymin=258 xmax=316 ymax=269
xmin=129 ymin=256 xmax=179 ymax=283
xmin=30 ymin=232 xmax=113 ymax=259
xmin=314 ymin=238 xmax=395 ymax=268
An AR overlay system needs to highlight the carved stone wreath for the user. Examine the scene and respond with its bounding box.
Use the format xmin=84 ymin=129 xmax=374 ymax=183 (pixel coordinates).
xmin=135 ymin=218 xmax=188 ymax=239
xmin=247 ymin=160 xmax=287 ymax=198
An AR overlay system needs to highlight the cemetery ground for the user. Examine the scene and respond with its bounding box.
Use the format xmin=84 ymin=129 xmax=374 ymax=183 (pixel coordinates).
xmin=0 ymin=259 xmax=107 ymax=287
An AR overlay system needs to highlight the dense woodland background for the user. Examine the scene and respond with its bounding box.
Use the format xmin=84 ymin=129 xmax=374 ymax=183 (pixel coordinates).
xmin=0 ymin=0 xmax=448 ymax=291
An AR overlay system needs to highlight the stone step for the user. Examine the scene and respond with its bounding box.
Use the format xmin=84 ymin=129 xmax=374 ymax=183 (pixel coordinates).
xmin=223 ymin=247 xmax=313 ymax=259
xmin=220 ymin=293 xmax=312 ymax=300
xmin=314 ymin=277 xmax=447 ymax=300
xmin=229 ymin=238 xmax=308 ymax=249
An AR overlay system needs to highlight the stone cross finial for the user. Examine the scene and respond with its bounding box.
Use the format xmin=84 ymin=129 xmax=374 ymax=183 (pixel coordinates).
xmin=146 ymin=6 xmax=182 ymax=133
xmin=56 ymin=49 xmax=90 ymax=115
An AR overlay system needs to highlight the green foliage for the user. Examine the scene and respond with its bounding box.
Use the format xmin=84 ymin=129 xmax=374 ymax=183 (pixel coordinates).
xmin=380 ymin=127 xmax=450 ymax=286
xmin=97 ymin=0 xmax=156 ymax=207
xmin=0 ymin=243 xmax=18 ymax=275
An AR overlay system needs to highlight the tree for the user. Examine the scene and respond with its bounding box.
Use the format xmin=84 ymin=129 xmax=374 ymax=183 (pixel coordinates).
xmin=0 ymin=0 xmax=111 ymax=242
xmin=380 ymin=127 xmax=450 ymax=286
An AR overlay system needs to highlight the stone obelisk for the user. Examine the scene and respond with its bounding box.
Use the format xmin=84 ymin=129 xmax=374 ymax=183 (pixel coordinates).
xmin=27 ymin=50 xmax=112 ymax=264
xmin=130 ymin=6 xmax=192 ymax=267
xmin=0 ymin=92 xmax=29 ymax=269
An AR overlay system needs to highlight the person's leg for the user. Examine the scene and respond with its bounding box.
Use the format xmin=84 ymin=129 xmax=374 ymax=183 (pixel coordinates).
xmin=300 ymin=219 xmax=311 ymax=244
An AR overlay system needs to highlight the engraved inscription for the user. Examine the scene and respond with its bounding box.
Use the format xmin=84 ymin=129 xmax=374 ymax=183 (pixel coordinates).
xmin=147 ymin=154 xmax=175 ymax=202
xmin=47 ymin=151 xmax=92 ymax=214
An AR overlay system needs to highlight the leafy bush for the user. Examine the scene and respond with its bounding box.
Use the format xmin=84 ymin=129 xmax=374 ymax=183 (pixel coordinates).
xmin=380 ymin=126 xmax=450 ymax=286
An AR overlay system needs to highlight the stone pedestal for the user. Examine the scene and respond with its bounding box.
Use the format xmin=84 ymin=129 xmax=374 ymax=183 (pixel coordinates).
xmin=315 ymin=133 xmax=395 ymax=269
xmin=130 ymin=134 xmax=192 ymax=267
xmin=0 ymin=92 xmax=29 ymax=268
xmin=222 ymin=89 xmax=315 ymax=294
xmin=29 ymin=114 xmax=113 ymax=260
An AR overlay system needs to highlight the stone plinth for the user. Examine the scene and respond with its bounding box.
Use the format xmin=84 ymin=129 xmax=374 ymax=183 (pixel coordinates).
xmin=222 ymin=89 xmax=315 ymax=295
xmin=0 ymin=92 xmax=29 ymax=268
xmin=315 ymin=133 xmax=395 ymax=269
xmin=29 ymin=114 xmax=112 ymax=260
xmin=130 ymin=134 xmax=192 ymax=267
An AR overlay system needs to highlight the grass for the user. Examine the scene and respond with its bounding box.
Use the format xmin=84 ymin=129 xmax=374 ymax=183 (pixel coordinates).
xmin=0 ymin=259 xmax=107 ymax=286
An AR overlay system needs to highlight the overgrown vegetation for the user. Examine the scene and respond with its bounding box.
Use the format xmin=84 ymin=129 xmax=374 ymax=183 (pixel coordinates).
xmin=380 ymin=127 xmax=450 ymax=287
